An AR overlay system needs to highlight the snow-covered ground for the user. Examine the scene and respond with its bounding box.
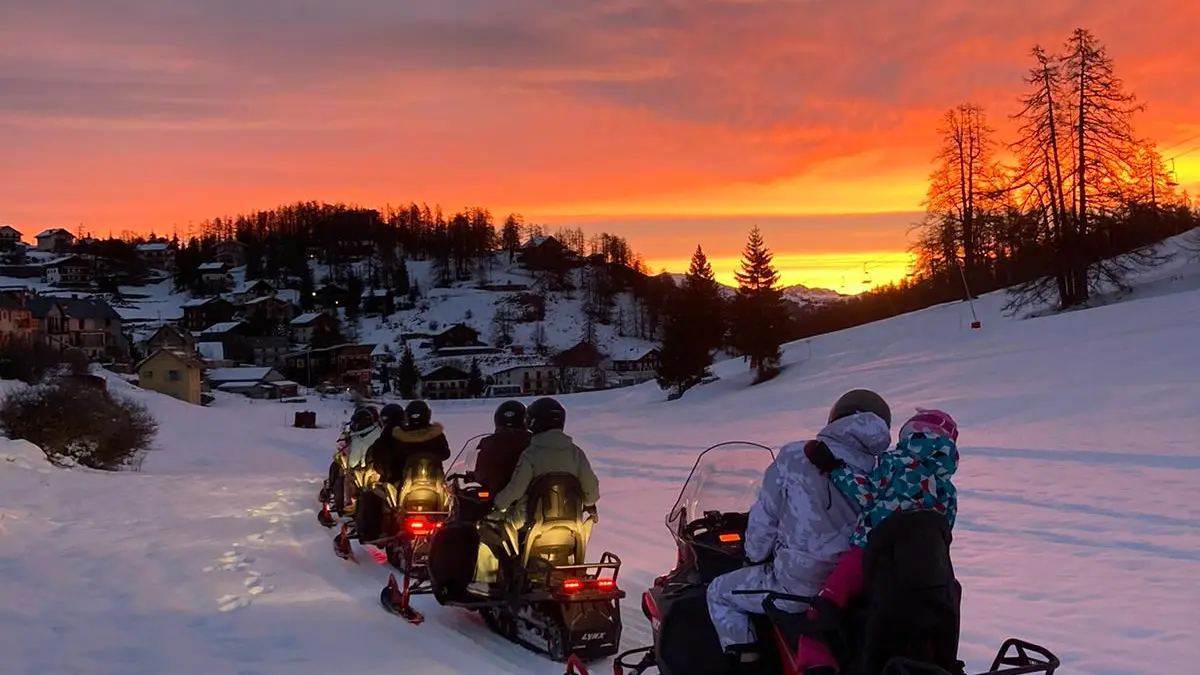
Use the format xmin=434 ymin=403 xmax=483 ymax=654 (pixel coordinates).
xmin=2 ymin=238 xmax=1199 ymax=674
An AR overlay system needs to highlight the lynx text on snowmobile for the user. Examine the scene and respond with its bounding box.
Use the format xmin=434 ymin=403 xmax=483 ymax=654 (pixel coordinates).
xmin=588 ymin=441 xmax=1062 ymax=675
xmin=410 ymin=438 xmax=626 ymax=664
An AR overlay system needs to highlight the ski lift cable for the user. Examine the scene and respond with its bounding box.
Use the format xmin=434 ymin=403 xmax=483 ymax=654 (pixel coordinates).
xmin=1161 ymin=132 xmax=1200 ymax=154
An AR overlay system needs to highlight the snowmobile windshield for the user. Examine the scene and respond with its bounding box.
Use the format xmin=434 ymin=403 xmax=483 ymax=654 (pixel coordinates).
xmin=666 ymin=442 xmax=775 ymax=544
xmin=446 ymin=433 xmax=489 ymax=480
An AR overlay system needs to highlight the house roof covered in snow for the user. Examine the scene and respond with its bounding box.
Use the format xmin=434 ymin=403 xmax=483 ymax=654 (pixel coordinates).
xmin=24 ymin=295 xmax=120 ymax=321
xmin=36 ymin=228 xmax=74 ymax=239
xmin=246 ymin=294 xmax=289 ymax=306
xmin=199 ymin=321 xmax=244 ymax=335
xmin=198 ymin=262 xmax=227 ymax=271
xmin=137 ymin=242 xmax=170 ymax=252
xmin=290 ymin=312 xmax=327 ymax=326
xmin=136 ymin=348 xmax=204 ymax=372
xmin=207 ymin=367 xmax=277 ymax=383
xmin=422 ymin=365 xmax=471 ymax=381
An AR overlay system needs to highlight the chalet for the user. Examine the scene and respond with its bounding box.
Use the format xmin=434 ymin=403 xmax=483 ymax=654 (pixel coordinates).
xmin=361 ymin=289 xmax=391 ymax=315
xmin=420 ymin=365 xmax=473 ymax=400
xmin=137 ymin=349 xmax=204 ymax=405
xmin=313 ymin=283 xmax=349 ymax=309
xmin=136 ymin=242 xmax=175 ymax=270
xmin=197 ymin=261 xmax=233 ymax=293
xmin=181 ymin=297 xmax=235 ymax=332
xmin=42 ymin=255 xmax=93 ymax=287
xmin=144 ymin=324 xmax=197 ymax=355
xmin=248 ymin=335 xmax=290 ymax=367
xmin=491 ymin=364 xmax=559 ymax=396
xmin=517 ymin=235 xmax=579 ymax=271
xmin=336 ymin=343 xmax=375 ymax=393
xmin=0 ymin=225 xmax=22 ymax=252
xmin=602 ymin=347 xmax=661 ymax=386
xmin=35 ymin=228 xmax=75 ymax=253
xmin=213 ymin=240 xmax=247 ymax=267
xmin=551 ymin=341 xmax=607 ymax=392
xmin=281 ymin=343 xmax=373 ymax=393
xmin=0 ymin=289 xmax=34 ymax=340
xmin=242 ymin=294 xmax=296 ymax=325
xmin=25 ymin=295 xmax=128 ymax=361
xmin=290 ymin=311 xmax=340 ymax=344
xmin=205 ymin=366 xmax=298 ymax=399
xmin=234 ymin=279 xmax=276 ymax=304
xmin=432 ymin=323 xmax=483 ymax=351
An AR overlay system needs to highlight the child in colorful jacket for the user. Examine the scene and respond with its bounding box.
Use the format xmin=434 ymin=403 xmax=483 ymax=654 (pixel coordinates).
xmin=797 ymin=408 xmax=960 ymax=675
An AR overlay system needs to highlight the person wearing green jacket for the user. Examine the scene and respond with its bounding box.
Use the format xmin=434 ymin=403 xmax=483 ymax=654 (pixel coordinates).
xmin=470 ymin=397 xmax=600 ymax=593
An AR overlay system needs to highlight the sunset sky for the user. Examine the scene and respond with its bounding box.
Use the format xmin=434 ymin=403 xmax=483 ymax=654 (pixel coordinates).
xmin=3 ymin=1 xmax=1198 ymax=290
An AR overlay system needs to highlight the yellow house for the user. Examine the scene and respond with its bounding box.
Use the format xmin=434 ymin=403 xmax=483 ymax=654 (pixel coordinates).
xmin=137 ymin=349 xmax=204 ymax=405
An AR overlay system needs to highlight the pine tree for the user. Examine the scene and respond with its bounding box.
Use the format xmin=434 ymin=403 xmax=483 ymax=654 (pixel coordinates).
xmin=468 ymin=359 xmax=485 ymax=397
xmin=345 ymin=273 xmax=363 ymax=320
xmin=729 ymin=227 xmax=787 ymax=383
xmin=655 ymin=245 xmax=725 ymax=397
xmin=393 ymin=258 xmax=411 ymax=296
xmin=397 ymin=347 xmax=421 ymax=398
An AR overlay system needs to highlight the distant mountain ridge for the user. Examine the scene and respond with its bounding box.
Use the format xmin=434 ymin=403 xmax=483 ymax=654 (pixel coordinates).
xmin=664 ymin=273 xmax=850 ymax=307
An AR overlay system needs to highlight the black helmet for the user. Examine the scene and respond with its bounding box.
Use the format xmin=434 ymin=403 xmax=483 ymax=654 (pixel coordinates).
xmin=527 ymin=397 xmax=566 ymax=435
xmin=828 ymin=389 xmax=891 ymax=428
xmin=494 ymin=400 xmax=527 ymax=431
xmin=404 ymin=400 xmax=432 ymax=430
xmin=379 ymin=403 xmax=404 ymax=428
xmin=349 ymin=406 xmax=377 ymax=432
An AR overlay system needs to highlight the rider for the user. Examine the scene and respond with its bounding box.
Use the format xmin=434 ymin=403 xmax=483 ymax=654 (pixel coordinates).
xmin=472 ymin=400 xmax=532 ymax=494
xmin=705 ymin=389 xmax=893 ymax=674
xmin=470 ymin=397 xmax=599 ymax=593
xmin=326 ymin=406 xmax=380 ymax=510
xmin=357 ymin=400 xmax=452 ymax=541
xmin=798 ymin=408 xmax=961 ymax=675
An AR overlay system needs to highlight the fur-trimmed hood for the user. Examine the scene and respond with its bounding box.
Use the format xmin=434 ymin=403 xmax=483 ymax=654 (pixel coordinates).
xmin=392 ymin=422 xmax=445 ymax=444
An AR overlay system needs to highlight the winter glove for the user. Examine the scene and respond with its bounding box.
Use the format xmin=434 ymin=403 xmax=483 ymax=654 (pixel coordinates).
xmin=804 ymin=440 xmax=844 ymax=474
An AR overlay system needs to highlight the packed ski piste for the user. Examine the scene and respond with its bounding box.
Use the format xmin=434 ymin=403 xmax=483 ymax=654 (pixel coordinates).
xmin=315 ymin=391 xmax=1061 ymax=675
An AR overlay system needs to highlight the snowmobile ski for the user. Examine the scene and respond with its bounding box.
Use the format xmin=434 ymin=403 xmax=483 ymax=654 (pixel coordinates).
xmin=379 ymin=573 xmax=424 ymax=624
xmin=317 ymin=502 xmax=337 ymax=528
xmin=333 ymin=523 xmax=357 ymax=562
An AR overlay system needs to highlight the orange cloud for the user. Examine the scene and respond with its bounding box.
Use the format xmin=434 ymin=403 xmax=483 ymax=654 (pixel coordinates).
xmin=2 ymin=1 xmax=1198 ymax=288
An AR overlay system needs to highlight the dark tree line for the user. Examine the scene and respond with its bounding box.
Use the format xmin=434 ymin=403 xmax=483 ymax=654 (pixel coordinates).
xmin=912 ymin=28 xmax=1197 ymax=315
xmin=656 ymin=227 xmax=791 ymax=396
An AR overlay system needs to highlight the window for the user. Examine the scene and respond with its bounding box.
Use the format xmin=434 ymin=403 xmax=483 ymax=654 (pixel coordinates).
xmin=168 ymin=370 xmax=182 ymax=382
xmin=144 ymin=370 xmax=153 ymax=379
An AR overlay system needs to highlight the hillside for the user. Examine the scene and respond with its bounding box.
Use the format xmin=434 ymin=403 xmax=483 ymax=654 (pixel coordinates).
xmin=1 ymin=232 xmax=1197 ymax=674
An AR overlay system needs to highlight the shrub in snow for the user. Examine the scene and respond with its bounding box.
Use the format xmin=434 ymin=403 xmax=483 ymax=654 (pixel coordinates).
xmin=0 ymin=378 xmax=158 ymax=471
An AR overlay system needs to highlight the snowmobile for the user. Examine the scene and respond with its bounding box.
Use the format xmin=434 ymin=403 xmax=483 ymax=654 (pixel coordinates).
xmin=578 ymin=441 xmax=1063 ymax=675
xmin=334 ymin=453 xmax=452 ymax=579
xmin=318 ymin=414 xmax=383 ymax=528
xmin=393 ymin=438 xmax=625 ymax=663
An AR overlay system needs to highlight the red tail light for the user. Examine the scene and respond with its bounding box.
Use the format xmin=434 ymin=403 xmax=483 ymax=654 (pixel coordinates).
xmin=404 ymin=516 xmax=442 ymax=534
xmin=596 ymin=578 xmax=615 ymax=590
xmin=561 ymin=578 xmax=583 ymax=593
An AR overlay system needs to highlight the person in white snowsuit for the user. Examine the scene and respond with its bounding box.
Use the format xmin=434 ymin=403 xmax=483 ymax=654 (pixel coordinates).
xmin=705 ymin=389 xmax=893 ymax=673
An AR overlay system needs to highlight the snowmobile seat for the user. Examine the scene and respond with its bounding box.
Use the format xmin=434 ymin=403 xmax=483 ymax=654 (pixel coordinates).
xmin=520 ymin=472 xmax=587 ymax=567
xmin=860 ymin=510 xmax=963 ymax=675
xmin=382 ymin=454 xmax=448 ymax=513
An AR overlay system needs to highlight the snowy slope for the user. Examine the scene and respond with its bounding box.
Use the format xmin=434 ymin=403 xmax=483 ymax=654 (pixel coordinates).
xmin=2 ymin=238 xmax=1199 ymax=674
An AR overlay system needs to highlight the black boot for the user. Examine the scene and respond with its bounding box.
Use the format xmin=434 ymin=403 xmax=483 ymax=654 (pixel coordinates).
xmin=724 ymin=644 xmax=765 ymax=675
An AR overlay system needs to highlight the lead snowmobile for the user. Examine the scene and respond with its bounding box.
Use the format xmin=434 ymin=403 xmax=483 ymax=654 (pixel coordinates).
xmin=386 ymin=439 xmax=625 ymax=662
xmin=318 ymin=407 xmax=383 ymax=528
xmin=578 ymin=441 xmax=1062 ymax=675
